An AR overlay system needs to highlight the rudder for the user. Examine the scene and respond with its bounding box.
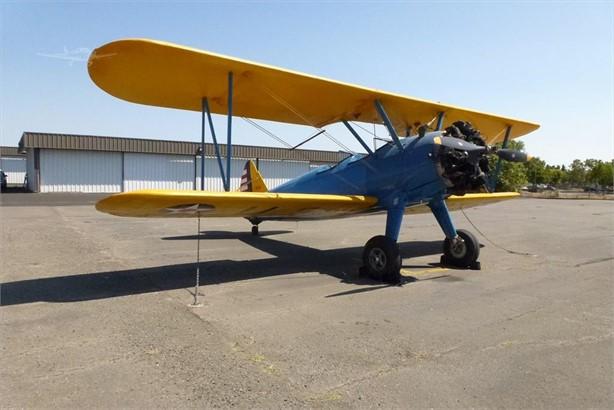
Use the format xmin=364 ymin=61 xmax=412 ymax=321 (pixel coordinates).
xmin=239 ymin=160 xmax=268 ymax=192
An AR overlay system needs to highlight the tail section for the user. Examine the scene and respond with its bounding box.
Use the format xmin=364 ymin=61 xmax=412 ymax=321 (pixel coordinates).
xmin=239 ymin=160 xmax=268 ymax=192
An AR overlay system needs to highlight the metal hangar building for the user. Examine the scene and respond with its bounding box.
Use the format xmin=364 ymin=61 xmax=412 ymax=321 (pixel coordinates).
xmin=17 ymin=132 xmax=347 ymax=193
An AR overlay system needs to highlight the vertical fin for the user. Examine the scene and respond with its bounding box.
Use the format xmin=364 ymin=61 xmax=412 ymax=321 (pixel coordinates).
xmin=239 ymin=160 xmax=268 ymax=192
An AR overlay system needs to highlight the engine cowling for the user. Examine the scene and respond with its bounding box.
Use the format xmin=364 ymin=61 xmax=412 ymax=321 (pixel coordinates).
xmin=435 ymin=137 xmax=488 ymax=195
xmin=433 ymin=124 xmax=530 ymax=195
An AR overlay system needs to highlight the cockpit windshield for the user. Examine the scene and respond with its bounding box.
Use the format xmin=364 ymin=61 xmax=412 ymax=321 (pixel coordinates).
xmin=322 ymin=153 xmax=366 ymax=172
xmin=339 ymin=153 xmax=366 ymax=165
xmin=373 ymin=139 xmax=398 ymax=156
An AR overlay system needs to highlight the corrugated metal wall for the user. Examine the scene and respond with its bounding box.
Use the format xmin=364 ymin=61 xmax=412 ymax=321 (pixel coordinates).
xmin=26 ymin=150 xmax=37 ymax=192
xmin=123 ymin=153 xmax=194 ymax=191
xmin=194 ymin=157 xmax=310 ymax=191
xmin=195 ymin=157 xmax=247 ymax=191
xmin=31 ymin=149 xmax=321 ymax=193
xmin=0 ymin=157 xmax=26 ymax=185
xmin=40 ymin=149 xmax=122 ymax=193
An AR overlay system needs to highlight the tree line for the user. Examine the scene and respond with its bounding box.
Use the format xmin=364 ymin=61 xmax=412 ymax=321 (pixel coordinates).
xmin=491 ymin=140 xmax=613 ymax=192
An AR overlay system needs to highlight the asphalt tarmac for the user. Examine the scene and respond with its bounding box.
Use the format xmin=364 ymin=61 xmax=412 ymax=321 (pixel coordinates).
xmin=1 ymin=195 xmax=612 ymax=408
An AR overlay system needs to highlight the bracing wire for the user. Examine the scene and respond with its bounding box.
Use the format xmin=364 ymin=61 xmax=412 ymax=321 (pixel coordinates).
xmin=242 ymin=117 xmax=293 ymax=148
xmin=241 ymin=117 xmax=316 ymax=163
xmin=460 ymin=208 xmax=537 ymax=257
xmin=256 ymin=83 xmax=354 ymax=153
xmin=351 ymin=121 xmax=378 ymax=137
xmin=350 ymin=121 xmax=393 ymax=151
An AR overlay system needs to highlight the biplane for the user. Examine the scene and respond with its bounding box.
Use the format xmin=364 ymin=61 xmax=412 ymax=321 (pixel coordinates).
xmin=90 ymin=39 xmax=539 ymax=284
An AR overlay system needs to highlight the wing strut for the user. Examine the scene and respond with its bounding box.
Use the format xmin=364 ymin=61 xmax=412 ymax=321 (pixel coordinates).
xmin=202 ymin=98 xmax=227 ymax=188
xmin=489 ymin=125 xmax=512 ymax=191
xmin=290 ymin=129 xmax=326 ymax=150
xmin=342 ymin=121 xmax=373 ymax=155
xmin=374 ymin=99 xmax=403 ymax=150
xmin=200 ymin=72 xmax=234 ymax=192
xmin=199 ymin=98 xmax=206 ymax=190
xmin=225 ymin=72 xmax=233 ymax=192
xmin=435 ymin=111 xmax=445 ymax=131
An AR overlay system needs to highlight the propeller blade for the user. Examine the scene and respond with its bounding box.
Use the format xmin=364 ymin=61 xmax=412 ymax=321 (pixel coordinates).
xmin=496 ymin=149 xmax=531 ymax=163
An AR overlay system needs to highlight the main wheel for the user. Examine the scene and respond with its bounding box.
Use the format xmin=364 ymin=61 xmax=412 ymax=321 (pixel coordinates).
xmin=443 ymin=229 xmax=480 ymax=268
xmin=362 ymin=235 xmax=401 ymax=283
xmin=251 ymin=225 xmax=259 ymax=236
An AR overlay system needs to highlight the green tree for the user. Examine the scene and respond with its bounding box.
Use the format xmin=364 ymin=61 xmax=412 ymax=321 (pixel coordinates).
xmin=600 ymin=161 xmax=614 ymax=187
xmin=524 ymin=157 xmax=548 ymax=185
xmin=496 ymin=161 xmax=528 ymax=191
xmin=489 ymin=140 xmax=529 ymax=191
xmin=567 ymin=159 xmax=586 ymax=186
xmin=584 ymin=159 xmax=600 ymax=172
xmin=546 ymin=165 xmax=566 ymax=186
xmin=587 ymin=160 xmax=613 ymax=187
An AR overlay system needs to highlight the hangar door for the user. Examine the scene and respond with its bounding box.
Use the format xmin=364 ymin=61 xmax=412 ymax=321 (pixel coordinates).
xmin=124 ymin=153 xmax=194 ymax=191
xmin=195 ymin=157 xmax=246 ymax=191
xmin=195 ymin=157 xmax=311 ymax=191
xmin=40 ymin=149 xmax=122 ymax=193
xmin=0 ymin=157 xmax=26 ymax=185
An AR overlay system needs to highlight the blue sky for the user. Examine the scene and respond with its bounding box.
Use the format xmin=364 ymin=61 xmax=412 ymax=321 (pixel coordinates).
xmin=1 ymin=1 xmax=612 ymax=165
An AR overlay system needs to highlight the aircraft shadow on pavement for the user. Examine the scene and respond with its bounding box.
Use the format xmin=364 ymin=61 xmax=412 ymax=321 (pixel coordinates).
xmin=162 ymin=230 xmax=294 ymax=240
xmin=1 ymin=233 xmax=443 ymax=306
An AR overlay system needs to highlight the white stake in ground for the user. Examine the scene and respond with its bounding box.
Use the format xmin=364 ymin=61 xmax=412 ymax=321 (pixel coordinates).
xmin=189 ymin=216 xmax=203 ymax=307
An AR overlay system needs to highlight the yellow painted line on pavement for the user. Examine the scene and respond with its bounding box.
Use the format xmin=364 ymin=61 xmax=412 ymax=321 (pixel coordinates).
xmin=401 ymin=267 xmax=449 ymax=277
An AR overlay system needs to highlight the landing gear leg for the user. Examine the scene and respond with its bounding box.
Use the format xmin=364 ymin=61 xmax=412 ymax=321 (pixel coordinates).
xmin=360 ymin=207 xmax=404 ymax=284
xmin=429 ymin=198 xmax=480 ymax=269
xmin=442 ymin=229 xmax=480 ymax=269
xmin=247 ymin=218 xmax=261 ymax=236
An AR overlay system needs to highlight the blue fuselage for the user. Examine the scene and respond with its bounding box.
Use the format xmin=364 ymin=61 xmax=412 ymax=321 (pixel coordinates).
xmin=272 ymin=132 xmax=447 ymax=210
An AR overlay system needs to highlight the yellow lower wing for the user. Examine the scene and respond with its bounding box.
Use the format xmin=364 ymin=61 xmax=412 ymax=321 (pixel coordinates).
xmin=96 ymin=190 xmax=519 ymax=220
xmin=405 ymin=192 xmax=520 ymax=215
xmin=96 ymin=190 xmax=378 ymax=219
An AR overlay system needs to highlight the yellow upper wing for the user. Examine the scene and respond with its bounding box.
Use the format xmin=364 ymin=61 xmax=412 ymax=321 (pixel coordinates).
xmin=95 ymin=190 xmax=519 ymax=219
xmin=88 ymin=39 xmax=539 ymax=144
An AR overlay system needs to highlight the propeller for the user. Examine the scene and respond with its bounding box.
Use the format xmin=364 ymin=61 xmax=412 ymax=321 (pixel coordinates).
xmin=494 ymin=148 xmax=531 ymax=163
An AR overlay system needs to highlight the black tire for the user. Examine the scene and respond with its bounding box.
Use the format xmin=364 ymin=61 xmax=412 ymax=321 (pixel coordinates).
xmin=443 ymin=229 xmax=480 ymax=267
xmin=251 ymin=225 xmax=259 ymax=236
xmin=362 ymin=235 xmax=401 ymax=283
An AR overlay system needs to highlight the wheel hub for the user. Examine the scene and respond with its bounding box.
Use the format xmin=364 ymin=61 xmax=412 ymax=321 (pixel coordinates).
xmin=368 ymin=248 xmax=387 ymax=271
xmin=450 ymin=237 xmax=467 ymax=258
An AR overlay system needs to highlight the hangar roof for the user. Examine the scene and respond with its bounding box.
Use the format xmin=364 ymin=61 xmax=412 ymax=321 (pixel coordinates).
xmin=0 ymin=146 xmax=25 ymax=157
xmin=18 ymin=132 xmax=348 ymax=164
